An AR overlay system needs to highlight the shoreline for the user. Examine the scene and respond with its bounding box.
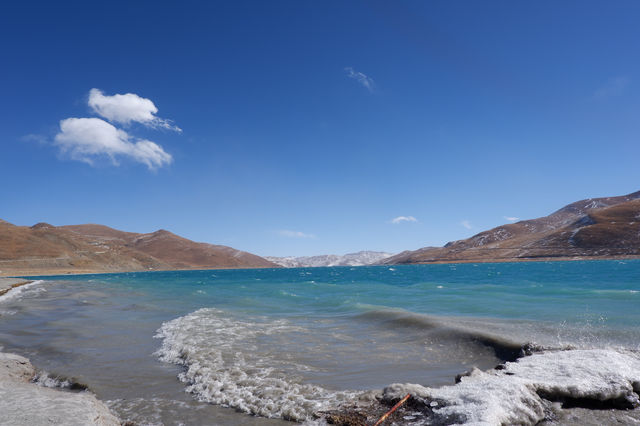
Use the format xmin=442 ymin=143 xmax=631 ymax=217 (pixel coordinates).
xmin=1 ymin=266 xmax=639 ymax=425
xmin=2 ymin=254 xmax=639 ymax=278
xmin=321 ymin=347 xmax=640 ymax=425
xmin=0 ymin=352 xmax=120 ymax=425
xmin=0 ymin=280 xmax=121 ymax=425
xmin=392 ymin=254 xmax=640 ymax=266
xmin=0 ymin=278 xmax=33 ymax=296
xmin=0 ymin=265 xmax=283 ymax=279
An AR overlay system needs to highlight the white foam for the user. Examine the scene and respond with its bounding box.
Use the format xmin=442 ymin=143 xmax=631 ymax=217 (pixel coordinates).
xmin=32 ymin=370 xmax=73 ymax=389
xmin=382 ymin=349 xmax=640 ymax=425
xmin=155 ymin=308 xmax=360 ymax=421
xmin=0 ymin=280 xmax=45 ymax=303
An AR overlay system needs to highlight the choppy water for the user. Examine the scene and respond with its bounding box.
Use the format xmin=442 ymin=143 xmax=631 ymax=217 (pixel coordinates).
xmin=0 ymin=260 xmax=639 ymax=424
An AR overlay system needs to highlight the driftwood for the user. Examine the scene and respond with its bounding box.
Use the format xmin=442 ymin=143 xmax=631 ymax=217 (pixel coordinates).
xmin=319 ymin=393 xmax=412 ymax=426
xmin=373 ymin=394 xmax=411 ymax=426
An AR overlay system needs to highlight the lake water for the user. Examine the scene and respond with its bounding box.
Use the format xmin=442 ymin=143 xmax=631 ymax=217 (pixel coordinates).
xmin=1 ymin=260 xmax=639 ymax=424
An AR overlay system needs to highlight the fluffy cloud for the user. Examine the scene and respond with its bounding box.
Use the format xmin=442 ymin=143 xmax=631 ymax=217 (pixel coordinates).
xmin=345 ymin=67 xmax=375 ymax=92
xmin=278 ymin=230 xmax=316 ymax=239
xmin=461 ymin=220 xmax=472 ymax=229
xmin=391 ymin=216 xmax=418 ymax=224
xmin=55 ymin=117 xmax=172 ymax=169
xmin=504 ymin=216 xmax=520 ymax=222
xmin=88 ymin=88 xmax=181 ymax=131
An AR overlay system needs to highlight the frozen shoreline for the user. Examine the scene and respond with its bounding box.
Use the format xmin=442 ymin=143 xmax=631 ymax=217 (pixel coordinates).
xmin=0 ymin=352 xmax=120 ymax=426
xmin=0 ymin=282 xmax=120 ymax=425
xmin=321 ymin=348 xmax=640 ymax=425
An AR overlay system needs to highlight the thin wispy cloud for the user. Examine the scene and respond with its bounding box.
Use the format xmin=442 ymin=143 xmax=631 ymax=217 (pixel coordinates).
xmin=344 ymin=67 xmax=375 ymax=92
xmin=593 ymin=76 xmax=630 ymax=99
xmin=390 ymin=216 xmax=418 ymax=224
xmin=21 ymin=134 xmax=48 ymax=145
xmin=55 ymin=117 xmax=172 ymax=169
xmin=88 ymin=88 xmax=181 ymax=131
xmin=504 ymin=216 xmax=519 ymax=222
xmin=461 ymin=220 xmax=472 ymax=230
xmin=277 ymin=230 xmax=316 ymax=239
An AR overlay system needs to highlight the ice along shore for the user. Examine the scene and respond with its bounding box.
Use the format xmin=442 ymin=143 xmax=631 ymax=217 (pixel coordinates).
xmin=0 ymin=281 xmax=121 ymax=425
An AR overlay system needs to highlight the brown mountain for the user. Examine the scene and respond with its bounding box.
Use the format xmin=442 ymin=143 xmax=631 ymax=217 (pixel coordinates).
xmin=383 ymin=191 xmax=640 ymax=265
xmin=0 ymin=221 xmax=278 ymax=276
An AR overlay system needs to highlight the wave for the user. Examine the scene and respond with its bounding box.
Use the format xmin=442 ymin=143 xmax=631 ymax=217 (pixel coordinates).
xmin=107 ymin=397 xmax=211 ymax=426
xmin=31 ymin=370 xmax=88 ymax=391
xmin=354 ymin=306 xmax=640 ymax=353
xmin=591 ymin=289 xmax=639 ymax=295
xmin=156 ymin=307 xmax=640 ymax=424
xmin=0 ymin=280 xmax=45 ymax=303
xmin=154 ymin=308 xmax=362 ymax=422
xmin=354 ymin=309 xmax=533 ymax=362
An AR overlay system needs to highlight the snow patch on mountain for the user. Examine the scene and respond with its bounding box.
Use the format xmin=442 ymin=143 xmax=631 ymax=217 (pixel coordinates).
xmin=266 ymin=251 xmax=394 ymax=268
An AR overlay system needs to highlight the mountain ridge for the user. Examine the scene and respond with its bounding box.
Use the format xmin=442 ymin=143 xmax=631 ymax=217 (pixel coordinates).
xmin=0 ymin=221 xmax=278 ymax=276
xmin=382 ymin=191 xmax=640 ymax=265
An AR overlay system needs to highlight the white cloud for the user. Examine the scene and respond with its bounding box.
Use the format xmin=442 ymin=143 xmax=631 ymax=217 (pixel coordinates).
xmin=504 ymin=216 xmax=519 ymax=222
xmin=345 ymin=67 xmax=375 ymax=92
xmin=277 ymin=230 xmax=316 ymax=239
xmin=593 ymin=77 xmax=630 ymax=99
xmin=88 ymin=88 xmax=181 ymax=131
xmin=21 ymin=134 xmax=48 ymax=145
xmin=54 ymin=117 xmax=172 ymax=169
xmin=391 ymin=216 xmax=418 ymax=224
xmin=461 ymin=220 xmax=472 ymax=229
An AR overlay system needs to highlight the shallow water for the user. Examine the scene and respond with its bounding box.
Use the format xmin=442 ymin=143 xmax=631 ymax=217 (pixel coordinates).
xmin=0 ymin=260 xmax=639 ymax=424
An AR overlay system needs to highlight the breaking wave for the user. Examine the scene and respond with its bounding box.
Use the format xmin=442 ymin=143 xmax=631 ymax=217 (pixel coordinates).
xmin=353 ymin=309 xmax=530 ymax=362
xmin=31 ymin=370 xmax=88 ymax=391
xmin=156 ymin=307 xmax=640 ymax=424
xmin=0 ymin=280 xmax=45 ymax=303
xmin=154 ymin=308 xmax=362 ymax=421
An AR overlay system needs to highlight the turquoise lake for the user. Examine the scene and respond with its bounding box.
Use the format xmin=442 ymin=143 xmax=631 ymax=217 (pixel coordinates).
xmin=0 ymin=260 xmax=638 ymax=424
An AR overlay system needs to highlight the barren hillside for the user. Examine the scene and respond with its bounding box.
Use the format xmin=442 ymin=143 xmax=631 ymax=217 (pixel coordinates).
xmin=0 ymin=221 xmax=277 ymax=276
xmin=383 ymin=191 xmax=640 ymax=265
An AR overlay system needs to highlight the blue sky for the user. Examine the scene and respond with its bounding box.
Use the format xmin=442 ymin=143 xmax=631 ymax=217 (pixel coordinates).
xmin=2 ymin=1 xmax=639 ymax=257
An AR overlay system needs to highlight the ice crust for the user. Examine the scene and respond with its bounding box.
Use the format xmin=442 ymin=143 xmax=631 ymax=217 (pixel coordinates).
xmin=382 ymin=349 xmax=640 ymax=425
xmin=0 ymin=352 xmax=119 ymax=426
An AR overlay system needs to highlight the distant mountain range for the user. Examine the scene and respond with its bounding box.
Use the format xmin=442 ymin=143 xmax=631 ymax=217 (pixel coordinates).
xmin=382 ymin=190 xmax=640 ymax=265
xmin=266 ymin=251 xmax=394 ymax=268
xmin=3 ymin=190 xmax=638 ymax=276
xmin=0 ymin=221 xmax=277 ymax=276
